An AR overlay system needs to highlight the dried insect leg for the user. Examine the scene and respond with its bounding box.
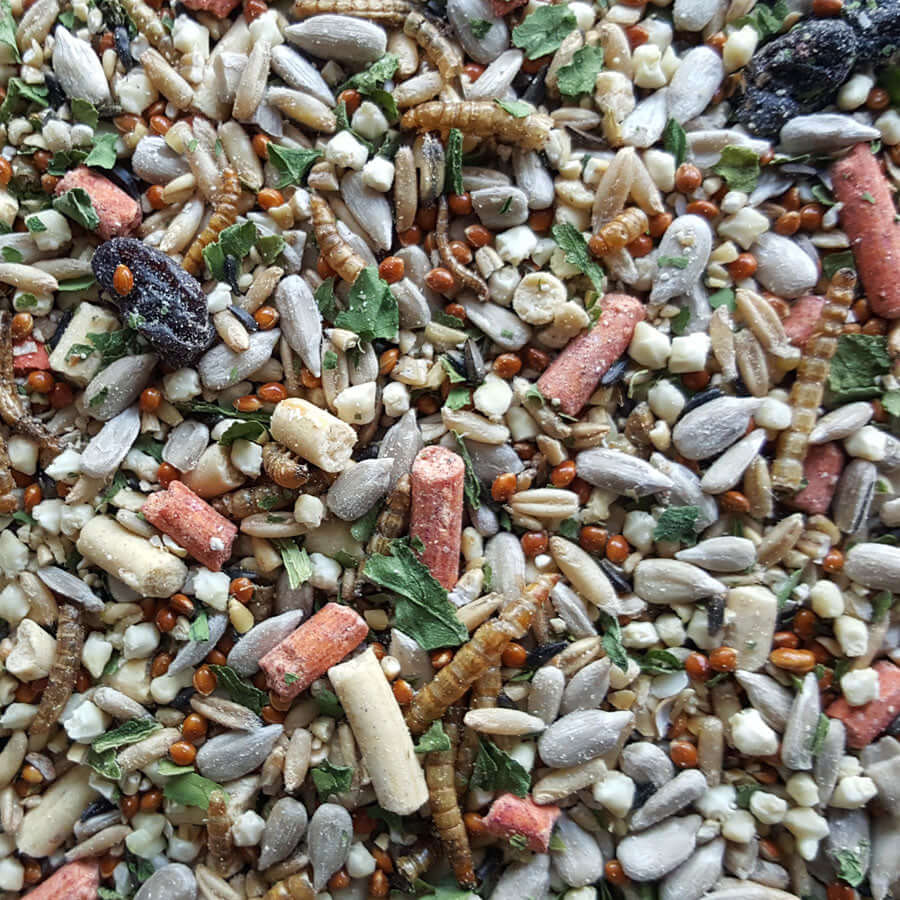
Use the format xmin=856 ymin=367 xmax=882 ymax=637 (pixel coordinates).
xmin=262 ymin=442 xmax=311 ymax=490
xmin=405 ymin=575 xmax=556 ymax=734
xmin=772 ymin=268 xmax=856 ymax=492
xmin=436 ymin=196 xmax=489 ymax=301
xmin=29 ymin=604 xmax=84 ymax=750
xmin=205 ymin=789 xmax=233 ymax=876
xmin=588 ymin=207 xmax=649 ymax=257
xmin=264 ymin=873 xmax=315 ymax=900
xmin=310 ymin=193 xmax=367 ymax=284
xmin=292 ymin=0 xmax=410 ymax=23
xmin=182 ymin=167 xmax=240 ymax=277
xmin=403 ymin=11 xmax=462 ymax=80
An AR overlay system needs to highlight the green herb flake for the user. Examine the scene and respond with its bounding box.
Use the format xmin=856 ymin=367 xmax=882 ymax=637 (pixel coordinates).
xmin=469 ymin=18 xmax=492 ymax=38
xmin=551 ymin=222 xmax=605 ymax=294
xmin=512 ymin=4 xmax=577 ymax=59
xmin=311 ymin=760 xmax=354 ymax=800
xmin=658 ymin=255 xmax=690 ymax=269
xmin=415 ymin=720 xmax=452 ymax=754
xmin=364 ymin=539 xmax=468 ymax=651
xmin=494 ymin=98 xmax=533 ymax=118
xmin=471 ymin=738 xmax=531 ymax=796
xmin=873 ymin=590 xmax=894 ymax=622
xmin=92 ymin=718 xmax=162 ymax=754
xmin=861 ymin=191 xmax=876 ymax=204
xmin=734 ymin=0 xmax=789 ymax=40
xmin=202 ymin=220 xmax=258 ymax=281
xmin=735 ymin=782 xmax=761 ymax=808
xmin=334 ymin=266 xmax=398 ymax=344
xmin=53 ymin=187 xmax=100 ymax=231
xmin=350 ymin=502 xmax=381 ymax=544
xmin=709 ymin=288 xmax=736 ymax=311
xmin=654 ymin=505 xmax=700 ymax=544
xmin=57 ymin=274 xmax=97 ymax=292
xmin=156 ymin=759 xmax=195 ymax=776
xmin=284 ymin=673 xmax=299 ymax=685
xmin=0 ymin=0 xmax=20 ymax=60
xmin=89 ymin=386 xmax=110 ymax=407
xmin=185 ymin=399 xmax=271 ymax=425
xmin=315 ymin=688 xmax=344 ymax=719
xmin=831 ymin=842 xmax=869 ymax=888
xmin=663 ymin=118 xmax=687 ymax=166
xmin=0 ymin=78 xmax=48 ymax=123
xmin=828 ymin=333 xmax=891 ymax=402
xmin=712 ymin=145 xmax=760 ymax=193
xmin=776 ymin=568 xmax=804 ymax=609
xmin=24 ymin=216 xmax=47 ymax=234
xmin=163 ymin=772 xmax=223 ymax=809
xmin=218 ymin=419 xmax=268 ymax=446
xmin=189 ymin=610 xmax=210 ymax=642
xmin=1 ymin=246 xmax=22 ymax=263
xmin=558 ymin=517 xmax=581 ymax=541
xmin=670 ymin=307 xmax=691 ymax=336
xmin=453 ymin=432 xmax=482 ymax=511
xmin=315 ymin=277 xmax=338 ymax=321
xmin=445 ymin=385 xmax=470 ymax=410
xmin=84 ymin=132 xmax=118 ymax=169
xmin=209 ymin=664 xmax=268 ymax=714
xmin=445 ymin=127 xmax=464 ymax=196
xmin=636 ymin=648 xmax=684 ymax=675
xmin=275 ymin=539 xmax=313 ymax=590
xmin=71 ymin=98 xmax=101 ymax=128
xmin=811 ymin=183 xmax=836 ymax=207
xmin=822 ymin=250 xmax=856 ymax=280
xmin=338 ymin=53 xmax=400 ymax=122
xmin=267 ymin=144 xmax=323 ymax=189
xmin=557 ymin=44 xmax=605 ymax=98
xmin=598 ymin=611 xmax=628 ymax=671
xmin=323 ymin=349 xmax=338 ymax=371
xmin=810 ymin=713 xmax=829 ymax=756
xmin=85 ymin=747 xmax=121 ymax=780
xmin=257 ymin=233 xmax=286 ymax=265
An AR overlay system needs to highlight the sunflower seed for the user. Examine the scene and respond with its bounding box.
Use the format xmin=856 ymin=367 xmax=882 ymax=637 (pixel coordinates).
xmin=675 ymin=537 xmax=756 ymax=572
xmin=734 ymin=671 xmax=793 ymax=732
xmin=226 ymin=609 xmax=306 ymax=676
xmin=649 ymin=215 xmax=712 ymax=306
xmin=169 ymin=613 xmax=229 ymax=674
xmin=134 ymin=864 xmax=197 ymax=900
xmin=650 ymin=453 xmax=719 ymax=529
xmin=83 ymin=353 xmax=158 ymax=421
xmin=327 ymin=458 xmax=393 ymax=521
xmin=576 ymin=448 xmax=673 ymax=496
xmin=538 ymin=709 xmax=634 ymax=767
xmin=550 ymin=536 xmax=622 ymax=615
xmin=780 ymin=672 xmax=820 ymax=771
xmin=258 ymin=797 xmax=308 ymax=869
xmin=779 ymin=114 xmax=881 ymax=155
xmin=465 ymin=49 xmax=523 ymax=100
xmin=162 ymin=420 xmax=209 ymax=473
xmin=634 ymin=559 xmax=727 ymax=605
xmin=660 ymin=838 xmax=725 ymax=900
xmin=844 ymin=542 xmax=900 ymax=592
xmin=672 ymin=396 xmax=761 ymax=460
xmin=198 ymin=328 xmax=281 ymax=390
xmin=527 ymin=665 xmax=566 ymax=726
xmin=275 ymin=275 xmax=322 ymax=377
xmin=666 ymin=47 xmax=723 ymax=124
xmin=552 ymin=814 xmax=606 ymax=887
xmin=700 ymin=429 xmax=767 ymax=494
xmin=561 ymin=658 xmax=611 ymax=714
xmin=132 ymin=136 xmax=191 ymax=184
xmin=341 ymin=171 xmax=393 ymax=250
xmin=618 ymin=816 xmax=701 ymax=881
xmin=810 ymin=401 xmax=873 ymax=445
xmin=630 ymin=769 xmax=708 ymax=831
xmin=463 ymin=708 xmax=546 ymax=735
xmin=285 ymin=16 xmax=386 ymax=64
xmin=752 ymin=233 xmax=818 ymax=299
xmin=81 ymin=405 xmax=141 ymax=479
xmin=270 ymin=44 xmax=335 ymax=106
xmin=196 ymin=725 xmax=283 ymax=781
xmin=36 ymin=567 xmax=104 ymax=612
xmin=52 ymin=26 xmax=111 ymax=107
xmin=447 ymin=0 xmax=508 ymax=64
xmin=833 ymin=459 xmax=876 ymax=535
xmin=308 ymin=803 xmax=353 ymax=890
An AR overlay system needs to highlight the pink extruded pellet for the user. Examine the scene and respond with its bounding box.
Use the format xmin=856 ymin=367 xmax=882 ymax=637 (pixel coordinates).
xmin=481 ymin=793 xmax=561 ymax=852
xmin=142 ymin=480 xmax=237 ymax=571
xmin=55 ymin=167 xmax=141 ymax=241
xmin=260 ymin=602 xmax=369 ymax=698
xmin=832 ymin=143 xmax=900 ymax=319
xmin=537 ymin=293 xmax=644 ymax=416
xmin=410 ymin=445 xmax=465 ymax=590
xmin=23 ymin=861 xmax=99 ymax=900
xmin=827 ymin=661 xmax=900 ymax=748
xmin=783 ymin=295 xmax=826 ymax=349
xmin=787 ymin=441 xmax=844 ymax=515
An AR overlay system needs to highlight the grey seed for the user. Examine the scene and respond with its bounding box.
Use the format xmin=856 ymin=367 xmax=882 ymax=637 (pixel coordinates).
xmin=630 ymin=769 xmax=708 ymax=832
xmin=490 ymin=852 xmax=550 ymax=900
xmin=227 ymin=609 xmax=306 ymax=676
xmin=270 ymin=44 xmax=335 ymax=107
xmin=485 ymin=532 xmax=526 ymax=605
xmin=462 ymin=167 xmax=512 ymax=192
xmin=813 ymin=716 xmax=845 ymax=807
xmin=674 ymin=0 xmax=721 ymax=31
xmin=198 ymin=328 xmax=281 ymax=390
xmin=391 ymin=278 xmax=432 ymax=329
xmin=465 ymin=49 xmax=523 ymax=101
xmin=550 ymin=582 xmax=597 ymax=639
xmin=189 ymin=695 xmax=261 ymax=732
xmin=469 ymin=502 xmax=499 ymax=537
xmin=447 ymin=0 xmax=508 ymax=64
xmin=667 ymin=47 xmax=723 ymax=123
xmin=83 ymin=354 xmax=157 ymax=421
xmin=809 ymin=401 xmax=873 ymax=444
xmin=560 ymin=659 xmax=611 ymax=715
xmin=672 ymin=397 xmax=761 ymax=460
xmin=258 ymin=797 xmax=308 ymax=869
xmin=92 ymin=687 xmax=151 ymax=721
xmin=390 ymin=628 xmax=434 ymax=686
xmin=527 ymin=666 xmax=565 ymax=725
xmin=621 ymin=743 xmax=675 ymax=788
xmin=463 ymin=708 xmax=545 ymax=735
xmin=285 ymin=16 xmax=386 ymax=63
xmin=538 ymin=709 xmax=634 ymax=767
xmin=752 ymin=860 xmax=790 ymax=890
xmin=700 ymin=429 xmax=767 ymax=494
xmin=660 ymin=838 xmax=725 ymax=900
xmin=725 ymin=839 xmax=758 ymax=880
xmin=162 ymin=420 xmax=209 ymax=473
xmin=36 ymin=567 xmax=103 ymax=612
xmin=834 ymin=459 xmax=876 ymax=535
xmin=703 ymin=887 xmax=801 ymax=900
xmin=649 ymin=215 xmax=713 ymax=306
xmin=327 ymin=458 xmax=393 ymax=521
xmin=460 ymin=297 xmax=531 ymax=349
xmin=276 ymin=570 xmax=314 ymax=616
xmin=780 ymin=114 xmax=881 ymax=155
xmin=275 ymin=275 xmax=322 ymax=377
xmin=686 ymin=129 xmax=769 ymax=169
xmin=196 ymin=725 xmax=283 ymax=781
xmin=618 ymin=815 xmax=701 ymax=881
xmin=844 ymin=542 xmax=900 ymax=592
xmin=512 ymin=149 xmax=554 ymax=210
xmin=621 ymin=89 xmax=669 ymax=148
xmin=551 ymin=814 xmax=605 ymax=887
xmin=756 ymin=513 xmax=804 ymax=567
xmin=725 ymin=586 xmax=777 ymax=672
xmin=734 ymin=671 xmax=793 ymax=732
xmin=871 ymin=814 xmax=900 ymax=900
xmin=81 ymin=405 xmax=141 ymax=479
xmin=576 ymin=448 xmax=673 ymax=496
xmin=650 ymin=453 xmax=718 ymax=529
xmin=134 ymin=863 xmax=197 ymax=900
xmin=379 ymin=409 xmax=424 ymax=489
xmin=308 ymin=803 xmax=353 ymax=891
xmin=633 ymin=559 xmax=726 ymax=605
xmin=472 ymin=187 xmax=529 ymax=228
xmin=675 ymin=537 xmax=757 ymax=572
xmin=780 ymin=672 xmax=819 ymax=771
xmin=752 ymin=233 xmax=818 ymax=299
xmin=828 ymin=808 xmax=870 ymax=885
xmin=168 ymin=613 xmax=228 ymax=674
xmin=860 ymin=736 xmax=900 ymax=811
xmin=52 ymin=26 xmax=111 ymax=107
xmin=341 ymin=172 xmax=393 ymax=251
xmin=463 ymin=439 xmax=523 ymax=483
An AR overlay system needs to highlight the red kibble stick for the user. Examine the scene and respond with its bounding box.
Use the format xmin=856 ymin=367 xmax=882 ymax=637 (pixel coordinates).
xmin=55 ymin=167 xmax=142 ymax=241
xmin=481 ymin=793 xmax=561 ymax=852
xmin=537 ymin=293 xmax=644 ymax=417
xmin=410 ymin=445 xmax=465 ymax=590
xmin=787 ymin=441 xmax=844 ymax=515
xmin=783 ymin=295 xmax=826 ymax=349
xmin=832 ymin=143 xmax=900 ymax=319
xmin=260 ymin=602 xmax=368 ymax=698
xmin=142 ymin=480 xmax=237 ymax=571
xmin=23 ymin=861 xmax=99 ymax=900
xmin=182 ymin=0 xmax=241 ymax=17
xmin=827 ymin=661 xmax=900 ymax=749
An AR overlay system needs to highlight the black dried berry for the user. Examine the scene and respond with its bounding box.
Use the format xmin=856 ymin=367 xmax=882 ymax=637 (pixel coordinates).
xmin=842 ymin=0 xmax=900 ymax=61
xmin=92 ymin=237 xmax=215 ymax=367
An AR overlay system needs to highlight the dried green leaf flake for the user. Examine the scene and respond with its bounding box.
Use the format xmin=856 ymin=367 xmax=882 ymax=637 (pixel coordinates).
xmin=830 ymin=842 xmax=869 ymax=888
xmin=209 ymin=665 xmax=268 ymax=715
xmin=828 ymin=334 xmax=891 ymax=402
xmin=415 ymin=720 xmax=452 ymax=754
xmin=53 ymin=187 xmax=100 ymax=231
xmin=92 ymin=718 xmax=162 ymax=753
xmin=654 ymin=506 xmax=699 ymax=543
xmin=84 ymin=132 xmax=118 ymax=169
xmin=598 ymin=611 xmax=629 ymax=671
xmin=311 ymin=760 xmax=354 ymax=800
xmin=557 ymin=45 xmax=604 ymax=98
xmin=551 ymin=222 xmax=605 ymax=294
xmin=202 ymin=221 xmax=258 ymax=281
xmin=712 ymin=145 xmax=760 ymax=193
xmin=218 ymin=420 xmax=268 ymax=446
xmin=267 ymin=144 xmax=323 ymax=189
xmin=334 ymin=266 xmax=398 ymax=344
xmin=189 ymin=610 xmax=210 ymax=642
xmin=0 ymin=0 xmax=20 ymax=61
xmin=275 ymin=539 xmax=312 ymax=590
xmin=512 ymin=4 xmax=577 ymax=59
xmin=494 ymin=98 xmax=533 ymax=118
xmin=469 ymin=18 xmax=492 ymax=38
xmin=163 ymin=772 xmax=223 ymax=809
xmin=663 ymin=118 xmax=687 ymax=166
xmin=471 ymin=738 xmax=530 ymax=796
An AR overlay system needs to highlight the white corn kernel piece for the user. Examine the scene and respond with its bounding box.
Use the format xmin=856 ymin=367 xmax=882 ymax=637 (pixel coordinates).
xmin=628 ymin=321 xmax=671 ymax=369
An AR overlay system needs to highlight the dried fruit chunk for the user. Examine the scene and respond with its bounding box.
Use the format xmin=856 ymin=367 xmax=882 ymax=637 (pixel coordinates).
xmin=92 ymin=237 xmax=214 ymax=367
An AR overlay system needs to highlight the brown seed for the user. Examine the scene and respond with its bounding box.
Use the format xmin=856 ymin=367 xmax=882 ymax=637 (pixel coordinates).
xmin=774 ymin=211 xmax=801 ymax=235
xmin=709 ymin=646 xmax=737 ymax=672
xmin=674 ymin=164 xmax=702 ymax=194
xmin=769 ymin=647 xmax=817 ymax=673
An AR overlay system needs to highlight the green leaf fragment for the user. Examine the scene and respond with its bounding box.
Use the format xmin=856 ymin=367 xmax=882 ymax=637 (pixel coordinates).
xmin=84 ymin=132 xmax=118 ymax=169
xmin=557 ymin=45 xmax=605 ymax=98
xmin=828 ymin=333 xmax=890 ymax=402
xmin=311 ymin=760 xmax=354 ymax=799
xmin=494 ymin=98 xmax=533 ymax=118
xmin=267 ymin=144 xmax=322 ymax=190
xmin=663 ymin=118 xmax=687 ymax=166
xmin=512 ymin=4 xmax=577 ymax=59
xmin=163 ymin=772 xmax=223 ymax=809
xmin=334 ymin=266 xmax=398 ymax=344
xmin=53 ymin=187 xmax=100 ymax=230
xmin=92 ymin=718 xmax=162 ymax=753
xmin=551 ymin=222 xmax=605 ymax=294
xmin=653 ymin=505 xmax=700 ymax=543
xmin=275 ymin=539 xmax=313 ymax=590
xmin=471 ymin=738 xmax=530 ymax=796
xmin=712 ymin=145 xmax=760 ymax=193
xmin=415 ymin=720 xmax=452 ymax=754
xmin=209 ymin=665 xmax=268 ymax=715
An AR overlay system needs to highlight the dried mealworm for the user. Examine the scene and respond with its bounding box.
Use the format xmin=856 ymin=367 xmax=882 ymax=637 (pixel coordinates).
xmin=310 ymin=192 xmax=367 ymax=284
xmin=370 ymin=474 xmax=411 ymax=553
xmin=263 ymin=873 xmax=315 ymax=900
xmin=405 ymin=575 xmax=557 ymax=734
xmin=436 ymin=196 xmax=489 ymax=301
xmin=426 ymin=711 xmax=476 ymax=887
xmin=212 ymin=482 xmax=295 ymax=518
xmin=292 ymin=0 xmax=410 ymax=23
xmin=120 ymin=0 xmax=176 ymax=62
xmin=28 ymin=604 xmax=83 ymax=751
xmin=400 ymin=101 xmax=553 ymax=151
xmin=262 ymin=442 xmax=311 ymax=490
xmin=403 ymin=11 xmax=462 ymax=81
xmin=588 ymin=207 xmax=649 ymax=257
xmin=182 ymin=167 xmax=241 ymax=277
xmin=206 ymin=789 xmax=233 ymax=876
xmin=396 ymin=840 xmax=440 ymax=886
xmin=772 ymin=268 xmax=856 ymax=493
xmin=454 ymin=665 xmax=501 ymax=795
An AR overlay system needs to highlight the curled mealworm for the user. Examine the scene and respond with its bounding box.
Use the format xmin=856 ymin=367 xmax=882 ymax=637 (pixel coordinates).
xmin=403 ymin=11 xmax=462 ymax=81
xmin=772 ymin=268 xmax=856 ymax=493
xmin=401 ymin=101 xmax=553 ymax=151
xmin=396 ymin=841 xmax=440 ymax=886
xmin=588 ymin=207 xmax=649 ymax=256
xmin=310 ymin=192 xmax=367 ymax=284
xmin=28 ymin=604 xmax=83 ymax=751
xmin=292 ymin=0 xmax=410 ymax=23
xmin=206 ymin=789 xmax=233 ymax=876
xmin=436 ymin=196 xmax=489 ymax=301
xmin=182 ymin=167 xmax=241 ymax=277
xmin=405 ymin=576 xmax=557 ymax=734
xmin=262 ymin=442 xmax=311 ymax=490
xmin=212 ymin=482 xmax=296 ymax=518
